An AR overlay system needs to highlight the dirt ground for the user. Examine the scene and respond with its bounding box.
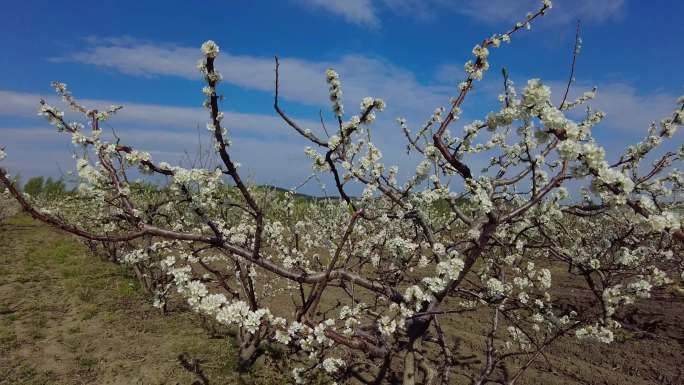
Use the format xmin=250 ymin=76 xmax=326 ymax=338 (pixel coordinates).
xmin=1 ymin=213 xmax=683 ymax=384
xmin=441 ymin=289 xmax=684 ymax=385
xmin=514 ymin=274 xmax=684 ymax=385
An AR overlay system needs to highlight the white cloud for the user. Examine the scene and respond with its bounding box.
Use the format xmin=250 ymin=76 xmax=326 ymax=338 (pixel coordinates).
xmin=0 ymin=87 xmax=427 ymax=193
xmin=0 ymin=89 xmax=338 ymax=191
xmin=0 ymin=85 xmax=325 ymax=189
xmin=0 ymin=126 xmax=313 ymax=189
xmin=434 ymin=64 xmax=466 ymax=84
xmin=539 ymin=80 xmax=683 ymax=167
xmin=586 ymin=83 xmax=678 ymax=134
xmin=295 ymin=0 xmax=378 ymax=26
xmin=292 ymin=0 xmax=624 ymax=28
xmin=0 ymin=89 xmax=317 ymax=140
xmin=547 ymin=82 xmax=680 ymax=135
xmin=56 ymin=43 xmax=198 ymax=78
xmin=381 ymin=0 xmax=624 ymax=26
xmin=470 ymin=0 xmax=622 ymax=25
xmin=51 ymin=38 xmax=456 ymax=123
xmin=0 ymin=87 xmax=431 ymax=193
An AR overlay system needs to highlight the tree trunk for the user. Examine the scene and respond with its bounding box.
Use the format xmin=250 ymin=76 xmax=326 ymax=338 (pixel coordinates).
xmin=402 ymin=342 xmax=416 ymax=385
xmin=236 ymin=329 xmax=262 ymax=371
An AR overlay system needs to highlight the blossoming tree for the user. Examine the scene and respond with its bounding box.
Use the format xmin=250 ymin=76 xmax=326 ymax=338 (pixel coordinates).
xmin=1 ymin=1 xmax=683 ymax=383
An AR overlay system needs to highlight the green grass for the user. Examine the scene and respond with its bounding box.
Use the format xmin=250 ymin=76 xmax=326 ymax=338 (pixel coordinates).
xmin=0 ymin=214 xmax=285 ymax=385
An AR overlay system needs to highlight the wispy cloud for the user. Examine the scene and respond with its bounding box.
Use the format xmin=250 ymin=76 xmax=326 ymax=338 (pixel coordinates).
xmin=47 ymin=38 xmax=470 ymax=182
xmin=539 ymin=80 xmax=683 ymax=164
xmin=294 ymin=0 xmax=378 ymax=26
xmin=454 ymin=0 xmax=623 ymax=25
xmin=0 ymin=126 xmax=313 ymax=188
xmin=547 ymin=82 xmax=680 ymax=136
xmin=0 ymin=89 xmax=318 ymax=141
xmin=434 ymin=64 xmax=466 ymax=84
xmin=292 ymin=0 xmax=624 ymax=28
xmin=0 ymin=85 xmax=420 ymax=178
xmin=51 ymin=38 xmax=455 ymax=122
xmin=0 ymin=90 xmax=325 ymax=188
xmin=585 ymin=83 xmax=678 ymax=134
xmin=382 ymin=0 xmax=624 ymax=26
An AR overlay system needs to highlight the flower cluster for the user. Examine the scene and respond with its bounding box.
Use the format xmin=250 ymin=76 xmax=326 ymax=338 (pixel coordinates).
xmin=200 ymin=40 xmax=220 ymax=58
xmin=326 ymin=68 xmax=344 ymax=117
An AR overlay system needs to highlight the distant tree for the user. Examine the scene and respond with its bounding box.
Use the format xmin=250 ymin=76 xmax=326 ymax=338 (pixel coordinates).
xmin=43 ymin=177 xmax=66 ymax=198
xmin=23 ymin=176 xmax=44 ymax=197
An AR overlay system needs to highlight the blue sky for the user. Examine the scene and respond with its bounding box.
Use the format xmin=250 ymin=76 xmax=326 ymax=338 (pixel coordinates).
xmin=1 ymin=0 xmax=682 ymax=193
